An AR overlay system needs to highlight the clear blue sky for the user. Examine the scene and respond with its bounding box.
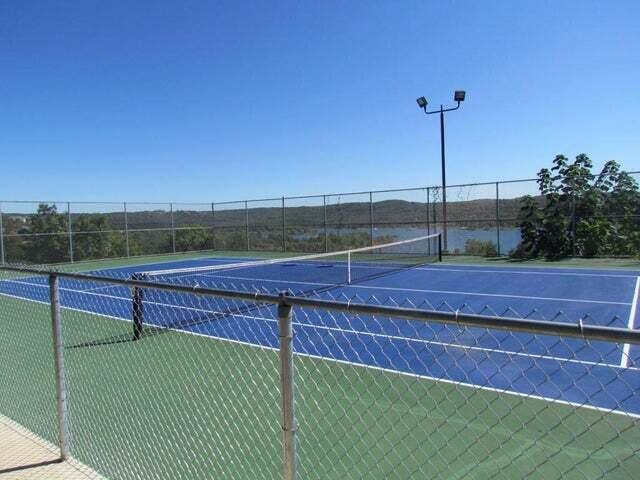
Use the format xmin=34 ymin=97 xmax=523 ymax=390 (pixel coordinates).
xmin=1 ymin=1 xmax=639 ymax=203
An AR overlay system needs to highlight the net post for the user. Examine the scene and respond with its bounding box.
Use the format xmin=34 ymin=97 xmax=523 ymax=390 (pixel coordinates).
xmin=277 ymin=294 xmax=297 ymax=480
xmin=495 ymin=182 xmax=501 ymax=256
xmin=67 ymin=202 xmax=74 ymax=263
xmin=49 ymin=273 xmax=69 ymax=460
xmin=282 ymin=196 xmax=286 ymax=252
xmin=132 ymin=274 xmax=144 ymax=340
xmin=124 ymin=202 xmax=130 ymax=258
xmin=347 ymin=251 xmax=351 ymax=284
xmin=170 ymin=203 xmax=176 ymax=254
xmin=438 ymin=233 xmax=443 ymax=262
xmin=0 ymin=203 xmax=5 ymax=264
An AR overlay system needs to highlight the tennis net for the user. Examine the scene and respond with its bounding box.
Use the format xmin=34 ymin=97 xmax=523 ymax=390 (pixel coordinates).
xmin=130 ymin=232 xmax=441 ymax=338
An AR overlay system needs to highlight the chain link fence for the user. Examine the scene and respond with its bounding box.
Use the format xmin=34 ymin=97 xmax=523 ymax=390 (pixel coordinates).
xmin=1 ymin=264 xmax=639 ymax=479
xmin=3 ymin=173 xmax=637 ymax=266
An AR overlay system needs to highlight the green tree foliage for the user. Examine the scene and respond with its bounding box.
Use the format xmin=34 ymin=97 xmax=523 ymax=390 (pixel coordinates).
xmin=515 ymin=155 xmax=640 ymax=259
xmin=174 ymin=227 xmax=214 ymax=252
xmin=23 ymin=203 xmax=70 ymax=263
xmin=72 ymin=214 xmax=127 ymax=260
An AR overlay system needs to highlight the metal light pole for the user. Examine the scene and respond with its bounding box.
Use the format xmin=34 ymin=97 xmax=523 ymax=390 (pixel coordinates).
xmin=416 ymin=91 xmax=466 ymax=252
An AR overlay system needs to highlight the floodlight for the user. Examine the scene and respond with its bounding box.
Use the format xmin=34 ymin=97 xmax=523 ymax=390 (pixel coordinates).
xmin=416 ymin=97 xmax=428 ymax=108
xmin=454 ymin=91 xmax=466 ymax=102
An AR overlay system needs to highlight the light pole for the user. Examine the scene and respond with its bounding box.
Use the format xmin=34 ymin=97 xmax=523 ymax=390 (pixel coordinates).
xmin=416 ymin=90 xmax=466 ymax=252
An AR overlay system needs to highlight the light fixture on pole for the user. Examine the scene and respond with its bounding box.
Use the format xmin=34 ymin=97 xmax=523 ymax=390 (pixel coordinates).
xmin=416 ymin=90 xmax=466 ymax=252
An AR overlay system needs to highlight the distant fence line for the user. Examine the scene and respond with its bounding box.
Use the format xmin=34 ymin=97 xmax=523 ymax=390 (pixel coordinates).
xmin=1 ymin=173 xmax=638 ymax=265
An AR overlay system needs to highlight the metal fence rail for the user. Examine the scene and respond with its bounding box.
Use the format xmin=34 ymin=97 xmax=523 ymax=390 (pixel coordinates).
xmin=2 ymin=172 xmax=638 ymax=265
xmin=0 ymin=264 xmax=639 ymax=479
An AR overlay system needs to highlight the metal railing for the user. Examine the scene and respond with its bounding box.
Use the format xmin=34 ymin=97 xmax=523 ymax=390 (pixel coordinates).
xmin=1 ymin=263 xmax=639 ymax=479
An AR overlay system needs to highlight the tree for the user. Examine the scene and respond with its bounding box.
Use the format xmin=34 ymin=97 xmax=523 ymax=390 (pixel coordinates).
xmin=72 ymin=214 xmax=126 ymax=260
xmin=515 ymin=155 xmax=640 ymax=259
xmin=173 ymin=227 xmax=213 ymax=252
xmin=24 ymin=204 xmax=69 ymax=263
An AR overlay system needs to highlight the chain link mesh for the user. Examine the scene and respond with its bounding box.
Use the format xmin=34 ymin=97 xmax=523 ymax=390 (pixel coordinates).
xmin=1 ymin=266 xmax=639 ymax=479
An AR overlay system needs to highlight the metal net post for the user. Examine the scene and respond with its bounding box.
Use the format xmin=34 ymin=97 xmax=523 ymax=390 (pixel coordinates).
xmin=278 ymin=296 xmax=297 ymax=480
xmin=132 ymin=283 xmax=144 ymax=341
xmin=49 ymin=274 xmax=69 ymax=459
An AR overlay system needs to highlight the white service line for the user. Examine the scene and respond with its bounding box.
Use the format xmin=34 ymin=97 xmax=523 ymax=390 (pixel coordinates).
xmin=621 ymin=277 xmax=640 ymax=368
xmin=197 ymin=272 xmax=631 ymax=306
xmin=1 ymin=287 xmax=638 ymax=419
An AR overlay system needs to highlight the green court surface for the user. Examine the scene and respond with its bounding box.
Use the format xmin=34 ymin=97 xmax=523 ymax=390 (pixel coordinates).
xmin=1 ymin=289 xmax=638 ymax=479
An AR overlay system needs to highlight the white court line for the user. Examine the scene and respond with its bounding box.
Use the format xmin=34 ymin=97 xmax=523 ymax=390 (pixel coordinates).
xmin=1 ymin=278 xmax=637 ymax=373
xmin=418 ymin=264 xmax=639 ymax=278
xmin=621 ymin=277 xmax=640 ymax=368
xmin=194 ymin=272 xmax=631 ymax=306
xmin=80 ymin=284 xmax=122 ymax=292
xmin=1 ymin=287 xmax=638 ymax=419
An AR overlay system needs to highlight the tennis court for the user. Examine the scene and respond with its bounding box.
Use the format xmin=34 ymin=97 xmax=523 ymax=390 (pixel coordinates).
xmin=1 ymin=246 xmax=639 ymax=416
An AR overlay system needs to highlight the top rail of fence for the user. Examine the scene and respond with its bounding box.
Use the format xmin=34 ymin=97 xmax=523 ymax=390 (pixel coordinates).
xmin=1 ymin=264 xmax=639 ymax=345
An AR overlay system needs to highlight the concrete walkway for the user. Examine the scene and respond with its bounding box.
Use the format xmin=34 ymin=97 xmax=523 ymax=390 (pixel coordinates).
xmin=0 ymin=415 xmax=103 ymax=480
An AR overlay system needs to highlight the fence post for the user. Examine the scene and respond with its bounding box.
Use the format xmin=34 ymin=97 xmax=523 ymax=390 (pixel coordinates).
xmin=495 ymin=182 xmax=501 ymax=256
xmin=0 ymin=204 xmax=5 ymax=264
xmin=245 ymin=201 xmax=250 ymax=252
xmin=571 ymin=194 xmax=577 ymax=257
xmin=170 ymin=203 xmax=176 ymax=253
xmin=323 ymin=195 xmax=328 ymax=253
xmin=432 ymin=189 xmax=438 ymax=235
xmin=369 ymin=191 xmax=374 ymax=247
xmin=124 ymin=202 xmax=130 ymax=258
xmin=211 ymin=203 xmax=216 ymax=251
xmin=282 ymin=197 xmax=286 ymax=252
xmin=425 ymin=188 xmax=430 ymax=237
xmin=49 ymin=274 xmax=69 ymax=460
xmin=67 ymin=203 xmax=74 ymax=263
xmin=278 ymin=295 xmax=297 ymax=480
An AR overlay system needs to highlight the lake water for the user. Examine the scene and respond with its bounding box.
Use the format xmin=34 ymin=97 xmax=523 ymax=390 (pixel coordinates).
xmin=372 ymin=227 xmax=522 ymax=255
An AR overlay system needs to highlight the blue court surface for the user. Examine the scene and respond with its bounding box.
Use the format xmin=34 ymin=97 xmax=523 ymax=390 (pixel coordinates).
xmin=1 ymin=255 xmax=639 ymax=416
